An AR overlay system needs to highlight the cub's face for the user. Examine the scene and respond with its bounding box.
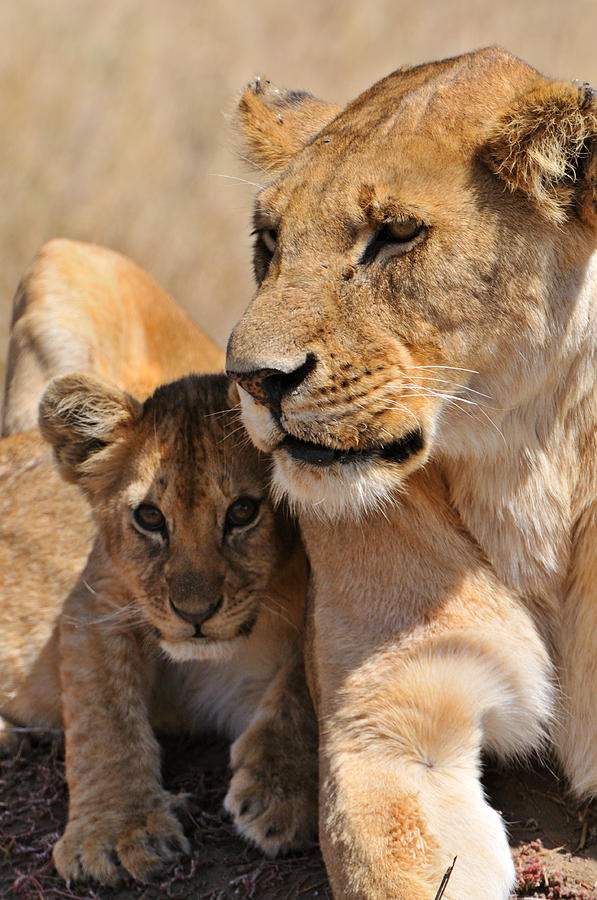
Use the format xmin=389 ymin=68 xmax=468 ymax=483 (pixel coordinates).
xmin=226 ymin=49 xmax=597 ymax=517
xmin=40 ymin=374 xmax=298 ymax=662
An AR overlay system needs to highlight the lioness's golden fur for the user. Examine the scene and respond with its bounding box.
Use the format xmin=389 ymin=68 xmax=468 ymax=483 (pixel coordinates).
xmin=227 ymin=47 xmax=597 ymax=898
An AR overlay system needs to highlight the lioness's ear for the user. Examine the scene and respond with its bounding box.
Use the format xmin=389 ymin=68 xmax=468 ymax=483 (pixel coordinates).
xmin=484 ymin=80 xmax=597 ymax=224
xmin=237 ymin=78 xmax=341 ymax=175
xmin=39 ymin=373 xmax=140 ymax=490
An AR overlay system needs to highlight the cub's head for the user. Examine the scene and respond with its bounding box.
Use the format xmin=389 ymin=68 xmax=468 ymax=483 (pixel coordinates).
xmin=227 ymin=48 xmax=597 ymax=517
xmin=39 ymin=373 xmax=299 ymax=662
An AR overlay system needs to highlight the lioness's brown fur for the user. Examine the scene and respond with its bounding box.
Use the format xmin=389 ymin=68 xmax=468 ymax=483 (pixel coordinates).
xmin=227 ymin=47 xmax=597 ymax=898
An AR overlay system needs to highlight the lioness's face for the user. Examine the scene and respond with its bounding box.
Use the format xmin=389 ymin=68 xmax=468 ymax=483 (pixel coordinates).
xmin=227 ymin=50 xmax=597 ymax=516
xmin=41 ymin=375 xmax=298 ymax=663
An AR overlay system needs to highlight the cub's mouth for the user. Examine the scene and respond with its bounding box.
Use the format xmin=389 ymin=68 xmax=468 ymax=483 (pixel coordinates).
xmin=161 ymin=613 xmax=259 ymax=663
xmin=281 ymin=430 xmax=424 ymax=468
xmin=161 ymin=600 xmax=260 ymax=663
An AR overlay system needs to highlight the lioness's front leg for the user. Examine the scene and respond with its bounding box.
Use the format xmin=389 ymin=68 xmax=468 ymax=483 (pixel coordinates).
xmin=224 ymin=648 xmax=318 ymax=855
xmin=318 ymin=652 xmax=514 ymax=899
xmin=55 ymin=586 xmax=188 ymax=884
xmin=311 ymin=617 xmax=552 ymax=900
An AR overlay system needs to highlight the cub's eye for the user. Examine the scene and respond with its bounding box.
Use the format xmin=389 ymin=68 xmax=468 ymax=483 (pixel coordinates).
xmin=360 ymin=218 xmax=425 ymax=264
xmin=225 ymin=496 xmax=260 ymax=529
xmin=133 ymin=504 xmax=166 ymax=534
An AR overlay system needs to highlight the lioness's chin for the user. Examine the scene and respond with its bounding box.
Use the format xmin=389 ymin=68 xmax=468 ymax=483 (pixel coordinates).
xmin=161 ymin=637 xmax=242 ymax=663
xmin=271 ymin=444 xmax=427 ymax=520
xmin=238 ymin=386 xmax=429 ymax=518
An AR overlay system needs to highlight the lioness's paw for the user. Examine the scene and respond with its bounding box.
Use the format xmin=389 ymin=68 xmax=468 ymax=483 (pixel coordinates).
xmin=53 ymin=792 xmax=190 ymax=884
xmin=224 ymin=728 xmax=317 ymax=856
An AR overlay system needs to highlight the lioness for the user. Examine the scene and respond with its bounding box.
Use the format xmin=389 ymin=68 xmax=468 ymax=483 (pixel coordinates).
xmin=226 ymin=48 xmax=597 ymax=898
xmin=0 ymin=372 xmax=316 ymax=883
xmin=1 ymin=237 xmax=223 ymax=436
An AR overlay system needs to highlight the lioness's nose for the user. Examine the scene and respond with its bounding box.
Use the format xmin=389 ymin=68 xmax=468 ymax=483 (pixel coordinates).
xmin=227 ymin=353 xmax=316 ymax=409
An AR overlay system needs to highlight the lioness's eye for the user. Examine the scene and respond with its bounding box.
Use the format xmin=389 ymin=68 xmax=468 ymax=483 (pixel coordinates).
xmin=259 ymin=228 xmax=277 ymax=254
xmin=385 ymin=219 xmax=423 ymax=243
xmin=226 ymin=497 xmax=260 ymax=529
xmin=360 ymin=218 xmax=424 ymax=264
xmin=252 ymin=228 xmax=277 ymax=283
xmin=134 ymin=503 xmax=166 ymax=534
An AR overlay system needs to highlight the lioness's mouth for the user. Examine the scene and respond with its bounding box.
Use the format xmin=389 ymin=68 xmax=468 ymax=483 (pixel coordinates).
xmin=281 ymin=429 xmax=424 ymax=467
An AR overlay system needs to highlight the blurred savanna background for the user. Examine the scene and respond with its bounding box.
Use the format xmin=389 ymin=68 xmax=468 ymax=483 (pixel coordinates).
xmin=1 ymin=0 xmax=597 ymax=381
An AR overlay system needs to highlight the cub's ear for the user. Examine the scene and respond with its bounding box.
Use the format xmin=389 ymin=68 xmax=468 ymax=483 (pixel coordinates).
xmin=484 ymin=80 xmax=597 ymax=224
xmin=236 ymin=78 xmax=342 ymax=176
xmin=39 ymin=373 xmax=140 ymax=491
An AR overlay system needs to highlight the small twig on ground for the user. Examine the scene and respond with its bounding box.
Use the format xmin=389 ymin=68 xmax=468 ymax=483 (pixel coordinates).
xmin=434 ymin=857 xmax=457 ymax=900
xmin=576 ymin=807 xmax=590 ymax=852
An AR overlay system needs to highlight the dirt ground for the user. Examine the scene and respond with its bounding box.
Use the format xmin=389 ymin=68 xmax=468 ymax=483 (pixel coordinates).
xmin=2 ymin=732 xmax=596 ymax=900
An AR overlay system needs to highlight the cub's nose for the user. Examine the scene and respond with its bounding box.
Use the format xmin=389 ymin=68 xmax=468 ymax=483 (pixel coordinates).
xmin=170 ymin=596 xmax=223 ymax=636
xmin=168 ymin=569 xmax=224 ymax=636
xmin=227 ymin=352 xmax=317 ymax=410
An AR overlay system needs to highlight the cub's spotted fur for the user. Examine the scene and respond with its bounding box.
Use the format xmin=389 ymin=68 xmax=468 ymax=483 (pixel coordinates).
xmin=0 ymin=373 xmax=316 ymax=884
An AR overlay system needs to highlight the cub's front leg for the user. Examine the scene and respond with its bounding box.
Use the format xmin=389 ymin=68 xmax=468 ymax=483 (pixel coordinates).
xmin=55 ymin=593 xmax=188 ymax=884
xmin=224 ymin=649 xmax=318 ymax=856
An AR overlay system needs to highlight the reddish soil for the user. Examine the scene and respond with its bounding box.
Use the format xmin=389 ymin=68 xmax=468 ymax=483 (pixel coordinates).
xmin=2 ymin=734 xmax=595 ymax=899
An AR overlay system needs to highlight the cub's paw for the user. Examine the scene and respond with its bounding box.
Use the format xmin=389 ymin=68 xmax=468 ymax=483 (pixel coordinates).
xmin=224 ymin=725 xmax=318 ymax=856
xmin=53 ymin=791 xmax=190 ymax=884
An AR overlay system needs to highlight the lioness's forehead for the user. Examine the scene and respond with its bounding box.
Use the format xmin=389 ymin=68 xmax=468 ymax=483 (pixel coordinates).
xmin=258 ymin=47 xmax=545 ymax=224
xmin=332 ymin=48 xmax=541 ymax=136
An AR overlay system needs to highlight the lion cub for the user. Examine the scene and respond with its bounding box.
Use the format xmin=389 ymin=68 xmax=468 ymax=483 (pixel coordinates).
xmin=0 ymin=372 xmax=316 ymax=884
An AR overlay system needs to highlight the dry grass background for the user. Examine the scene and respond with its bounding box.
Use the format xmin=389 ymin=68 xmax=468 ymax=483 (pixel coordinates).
xmin=1 ymin=0 xmax=597 ymax=375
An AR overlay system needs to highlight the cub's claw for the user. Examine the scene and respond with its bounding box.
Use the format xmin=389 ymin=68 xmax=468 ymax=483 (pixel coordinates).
xmin=53 ymin=830 xmax=121 ymax=885
xmin=224 ymin=726 xmax=317 ymax=856
xmin=53 ymin=792 xmax=189 ymax=883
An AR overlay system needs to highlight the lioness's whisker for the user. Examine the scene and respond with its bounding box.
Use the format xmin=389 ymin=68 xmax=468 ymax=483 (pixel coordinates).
xmin=404 ymin=374 xmax=494 ymax=401
xmin=441 ymin=396 xmax=507 ymax=445
xmin=210 ymin=172 xmax=265 ymax=190
xmin=375 ymin=396 xmax=421 ymax=428
xmin=400 ymin=386 xmax=480 ymax=406
xmin=378 ymin=386 xmax=506 ymax=445
xmin=410 ymin=364 xmax=480 ymax=375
